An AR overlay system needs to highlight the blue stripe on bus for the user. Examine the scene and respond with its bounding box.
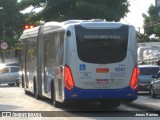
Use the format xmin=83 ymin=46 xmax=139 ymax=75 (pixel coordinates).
xmin=64 ymin=86 xmax=137 ymax=100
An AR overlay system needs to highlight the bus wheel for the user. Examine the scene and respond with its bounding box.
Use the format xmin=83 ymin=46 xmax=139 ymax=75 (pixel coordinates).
xmin=34 ymin=79 xmax=41 ymax=100
xmin=16 ymin=80 xmax=20 ymax=87
xmin=21 ymin=76 xmax=24 ymax=88
xmin=24 ymin=89 xmax=30 ymax=95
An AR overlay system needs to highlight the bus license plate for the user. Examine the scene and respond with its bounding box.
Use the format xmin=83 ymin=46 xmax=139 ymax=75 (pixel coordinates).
xmin=96 ymin=79 xmax=108 ymax=84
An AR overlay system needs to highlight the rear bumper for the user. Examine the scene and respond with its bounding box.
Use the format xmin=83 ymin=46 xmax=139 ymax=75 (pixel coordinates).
xmin=0 ymin=79 xmax=18 ymax=84
xmin=64 ymin=86 xmax=138 ymax=101
xmin=138 ymin=84 xmax=150 ymax=91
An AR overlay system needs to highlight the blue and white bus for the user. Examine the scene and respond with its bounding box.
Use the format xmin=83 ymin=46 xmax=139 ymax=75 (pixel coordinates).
xmin=19 ymin=19 xmax=138 ymax=107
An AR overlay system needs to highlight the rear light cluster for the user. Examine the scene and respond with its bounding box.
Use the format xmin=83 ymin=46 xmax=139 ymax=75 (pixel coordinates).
xmin=130 ymin=66 xmax=139 ymax=90
xmin=64 ymin=65 xmax=75 ymax=90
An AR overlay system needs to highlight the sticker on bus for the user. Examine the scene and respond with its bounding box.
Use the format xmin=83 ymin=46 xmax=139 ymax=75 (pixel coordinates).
xmin=79 ymin=72 xmax=93 ymax=80
xmin=96 ymin=79 xmax=109 ymax=84
xmin=79 ymin=64 xmax=86 ymax=71
xmin=110 ymin=72 xmax=125 ymax=77
xmin=96 ymin=68 xmax=109 ymax=73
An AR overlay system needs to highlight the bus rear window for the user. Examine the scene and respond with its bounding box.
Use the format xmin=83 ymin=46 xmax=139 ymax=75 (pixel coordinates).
xmin=75 ymin=25 xmax=129 ymax=64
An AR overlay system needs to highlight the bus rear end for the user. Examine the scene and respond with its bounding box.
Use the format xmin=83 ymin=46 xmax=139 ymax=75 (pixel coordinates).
xmin=64 ymin=22 xmax=138 ymax=104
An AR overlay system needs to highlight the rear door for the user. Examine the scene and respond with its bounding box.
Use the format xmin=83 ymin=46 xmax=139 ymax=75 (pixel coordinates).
xmin=72 ymin=23 xmax=132 ymax=89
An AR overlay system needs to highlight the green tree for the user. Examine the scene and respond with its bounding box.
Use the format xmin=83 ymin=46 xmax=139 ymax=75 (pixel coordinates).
xmin=143 ymin=5 xmax=160 ymax=41
xmin=0 ymin=0 xmax=25 ymax=46
xmin=137 ymin=32 xmax=150 ymax=42
xmin=18 ymin=0 xmax=130 ymax=22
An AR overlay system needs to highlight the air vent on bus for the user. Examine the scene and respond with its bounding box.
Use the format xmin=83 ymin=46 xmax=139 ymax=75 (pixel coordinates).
xmin=90 ymin=19 xmax=106 ymax=22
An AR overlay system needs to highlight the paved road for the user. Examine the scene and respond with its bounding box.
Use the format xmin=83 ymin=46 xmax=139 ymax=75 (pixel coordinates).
xmin=124 ymin=92 xmax=160 ymax=111
xmin=0 ymin=85 xmax=160 ymax=120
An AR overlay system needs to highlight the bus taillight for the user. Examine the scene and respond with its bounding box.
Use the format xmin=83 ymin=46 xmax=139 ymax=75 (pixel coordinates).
xmin=64 ymin=65 xmax=75 ymax=90
xmin=130 ymin=66 xmax=138 ymax=90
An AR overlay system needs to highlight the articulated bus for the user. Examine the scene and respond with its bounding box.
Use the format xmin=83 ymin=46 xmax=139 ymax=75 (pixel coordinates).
xmin=19 ymin=19 xmax=138 ymax=107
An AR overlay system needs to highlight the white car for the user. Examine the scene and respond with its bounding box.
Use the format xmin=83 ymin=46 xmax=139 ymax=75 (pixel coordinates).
xmin=150 ymin=71 xmax=160 ymax=98
xmin=0 ymin=65 xmax=19 ymax=86
xmin=138 ymin=64 xmax=160 ymax=92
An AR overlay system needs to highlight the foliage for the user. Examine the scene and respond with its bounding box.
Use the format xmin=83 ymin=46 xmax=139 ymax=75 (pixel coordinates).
xmin=137 ymin=32 xmax=150 ymax=43
xmin=0 ymin=0 xmax=25 ymax=48
xmin=143 ymin=5 xmax=160 ymax=41
xmin=0 ymin=0 xmax=131 ymax=47
xmin=18 ymin=0 xmax=130 ymax=22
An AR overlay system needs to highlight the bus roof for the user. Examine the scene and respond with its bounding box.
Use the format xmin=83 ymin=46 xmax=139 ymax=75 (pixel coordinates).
xmin=20 ymin=19 xmax=134 ymax=40
xmin=43 ymin=19 xmax=133 ymax=31
xmin=20 ymin=26 xmax=40 ymax=40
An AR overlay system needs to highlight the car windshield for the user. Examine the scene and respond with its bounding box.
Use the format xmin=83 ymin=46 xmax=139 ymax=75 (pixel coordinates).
xmin=139 ymin=67 xmax=159 ymax=75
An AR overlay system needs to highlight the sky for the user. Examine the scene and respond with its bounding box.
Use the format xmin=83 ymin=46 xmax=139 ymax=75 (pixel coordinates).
xmin=121 ymin=0 xmax=155 ymax=31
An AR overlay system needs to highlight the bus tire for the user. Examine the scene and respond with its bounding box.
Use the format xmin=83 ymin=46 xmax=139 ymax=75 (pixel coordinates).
xmin=16 ymin=79 xmax=20 ymax=87
xmin=24 ymin=89 xmax=30 ymax=95
xmin=34 ymin=79 xmax=41 ymax=100
xmin=23 ymin=77 xmax=29 ymax=95
xmin=21 ymin=75 xmax=24 ymax=88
